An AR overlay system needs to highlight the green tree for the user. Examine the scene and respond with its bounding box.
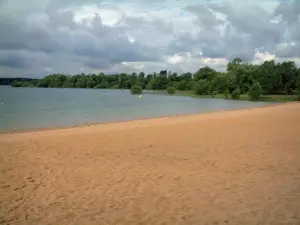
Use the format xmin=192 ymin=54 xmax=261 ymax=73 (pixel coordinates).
xmin=227 ymin=58 xmax=243 ymax=71
xmin=8 ymin=59 xmax=300 ymax=102
xmin=194 ymin=66 xmax=217 ymax=81
xmin=224 ymin=89 xmax=230 ymax=99
xmin=11 ymin=80 xmax=22 ymax=87
xmin=231 ymin=88 xmax=240 ymax=100
xmin=167 ymin=86 xmax=176 ymax=94
xmin=130 ymin=85 xmax=142 ymax=94
xmin=63 ymin=77 xmax=76 ymax=88
xmin=145 ymin=78 xmax=156 ymax=90
xmin=194 ymin=79 xmax=210 ymax=95
xmin=175 ymin=80 xmax=188 ymax=91
xmin=75 ymin=77 xmax=86 ymax=88
xmin=86 ymin=77 xmax=96 ymax=88
xmin=21 ymin=82 xmax=31 ymax=87
xmin=296 ymin=74 xmax=300 ymax=101
xmin=248 ymin=82 xmax=263 ymax=101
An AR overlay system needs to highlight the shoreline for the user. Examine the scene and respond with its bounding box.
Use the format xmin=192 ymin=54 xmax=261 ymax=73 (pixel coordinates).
xmin=149 ymin=90 xmax=298 ymax=102
xmin=1 ymin=101 xmax=299 ymax=224
xmin=0 ymin=102 xmax=286 ymax=136
xmin=4 ymin=85 xmax=298 ymax=102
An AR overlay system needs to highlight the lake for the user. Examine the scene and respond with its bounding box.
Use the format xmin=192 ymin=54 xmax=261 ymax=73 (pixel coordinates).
xmin=0 ymin=86 xmax=277 ymax=132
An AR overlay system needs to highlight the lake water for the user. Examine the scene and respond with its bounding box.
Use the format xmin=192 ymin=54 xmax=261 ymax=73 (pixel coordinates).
xmin=0 ymin=86 xmax=277 ymax=132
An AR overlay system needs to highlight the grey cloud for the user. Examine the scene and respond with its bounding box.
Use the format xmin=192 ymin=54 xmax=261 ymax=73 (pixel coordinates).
xmin=274 ymin=0 xmax=300 ymax=24
xmin=1 ymin=0 xmax=300 ymax=78
xmin=84 ymin=58 xmax=111 ymax=69
xmin=166 ymin=0 xmax=300 ymax=62
xmin=185 ymin=4 xmax=223 ymax=30
xmin=0 ymin=1 xmax=161 ymax=76
xmin=0 ymin=50 xmax=50 ymax=69
xmin=276 ymin=42 xmax=300 ymax=58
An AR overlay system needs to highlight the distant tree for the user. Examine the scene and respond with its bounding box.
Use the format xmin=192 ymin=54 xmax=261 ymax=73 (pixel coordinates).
xmin=175 ymin=80 xmax=188 ymax=91
xmin=99 ymin=80 xmax=109 ymax=89
xmin=231 ymin=88 xmax=241 ymax=100
xmin=227 ymin=58 xmax=243 ymax=71
xmin=194 ymin=66 xmax=217 ymax=81
xmin=159 ymin=70 xmax=167 ymax=76
xmin=21 ymin=82 xmax=31 ymax=87
xmin=211 ymin=90 xmax=218 ymax=97
xmin=8 ymin=59 xmax=300 ymax=102
xmin=11 ymin=80 xmax=22 ymax=87
xmin=63 ymin=77 xmax=76 ymax=88
xmin=187 ymin=81 xmax=196 ymax=90
xmin=224 ymin=89 xmax=230 ymax=99
xmin=194 ymin=79 xmax=210 ymax=95
xmin=75 ymin=77 xmax=86 ymax=88
xmin=145 ymin=78 xmax=156 ymax=90
xmin=86 ymin=77 xmax=96 ymax=88
xmin=130 ymin=85 xmax=142 ymax=94
xmin=248 ymin=82 xmax=263 ymax=101
xmin=167 ymin=86 xmax=176 ymax=94
xmin=297 ymin=73 xmax=300 ymax=101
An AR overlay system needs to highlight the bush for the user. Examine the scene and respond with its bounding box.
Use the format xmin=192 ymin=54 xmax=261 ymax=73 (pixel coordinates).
xmin=11 ymin=80 xmax=22 ymax=87
xmin=297 ymin=75 xmax=300 ymax=101
xmin=130 ymin=85 xmax=142 ymax=94
xmin=211 ymin=90 xmax=218 ymax=97
xmin=194 ymin=79 xmax=210 ymax=95
xmin=223 ymin=89 xmax=230 ymax=99
xmin=248 ymin=82 xmax=262 ymax=101
xmin=231 ymin=88 xmax=240 ymax=100
xmin=167 ymin=86 xmax=176 ymax=94
xmin=175 ymin=81 xmax=187 ymax=91
xmin=187 ymin=81 xmax=196 ymax=90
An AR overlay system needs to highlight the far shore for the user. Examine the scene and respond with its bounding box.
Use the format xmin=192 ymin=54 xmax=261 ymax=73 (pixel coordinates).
xmin=0 ymin=102 xmax=299 ymax=224
xmin=149 ymin=90 xmax=298 ymax=102
xmin=3 ymin=85 xmax=298 ymax=102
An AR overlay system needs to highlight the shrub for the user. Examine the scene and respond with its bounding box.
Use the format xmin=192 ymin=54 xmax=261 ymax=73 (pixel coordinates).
xmin=175 ymin=81 xmax=187 ymax=91
xmin=167 ymin=86 xmax=176 ymax=94
xmin=211 ymin=90 xmax=218 ymax=97
xmin=194 ymin=79 xmax=210 ymax=95
xmin=11 ymin=81 xmax=22 ymax=87
xmin=187 ymin=81 xmax=196 ymax=90
xmin=224 ymin=89 xmax=230 ymax=99
xmin=231 ymin=88 xmax=240 ymax=100
xmin=297 ymin=75 xmax=300 ymax=101
xmin=130 ymin=85 xmax=142 ymax=94
xmin=248 ymin=82 xmax=263 ymax=101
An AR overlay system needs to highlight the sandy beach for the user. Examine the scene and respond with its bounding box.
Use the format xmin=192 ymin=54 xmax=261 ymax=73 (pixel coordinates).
xmin=0 ymin=103 xmax=300 ymax=225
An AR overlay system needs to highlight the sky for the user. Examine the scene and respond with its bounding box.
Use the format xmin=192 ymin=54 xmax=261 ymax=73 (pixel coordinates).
xmin=0 ymin=0 xmax=299 ymax=78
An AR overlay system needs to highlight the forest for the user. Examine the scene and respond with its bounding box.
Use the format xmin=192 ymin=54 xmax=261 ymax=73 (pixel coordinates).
xmin=11 ymin=58 xmax=300 ymax=101
xmin=0 ymin=78 xmax=39 ymax=86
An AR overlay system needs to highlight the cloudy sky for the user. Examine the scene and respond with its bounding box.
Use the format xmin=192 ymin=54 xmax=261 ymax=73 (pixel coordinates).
xmin=0 ymin=0 xmax=299 ymax=78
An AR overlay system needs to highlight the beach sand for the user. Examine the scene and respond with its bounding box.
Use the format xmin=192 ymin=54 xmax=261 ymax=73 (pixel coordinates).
xmin=0 ymin=103 xmax=300 ymax=225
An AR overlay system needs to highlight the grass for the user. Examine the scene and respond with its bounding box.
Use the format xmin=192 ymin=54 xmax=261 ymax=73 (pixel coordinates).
xmin=147 ymin=90 xmax=298 ymax=102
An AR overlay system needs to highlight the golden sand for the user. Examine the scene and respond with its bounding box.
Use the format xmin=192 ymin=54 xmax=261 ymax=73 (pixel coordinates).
xmin=1 ymin=103 xmax=300 ymax=225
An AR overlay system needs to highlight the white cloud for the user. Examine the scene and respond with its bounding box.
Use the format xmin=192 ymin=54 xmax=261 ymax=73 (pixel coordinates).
xmin=74 ymin=5 xmax=122 ymax=26
xmin=121 ymin=61 xmax=145 ymax=71
xmin=165 ymin=52 xmax=192 ymax=64
xmin=252 ymin=50 xmax=276 ymax=64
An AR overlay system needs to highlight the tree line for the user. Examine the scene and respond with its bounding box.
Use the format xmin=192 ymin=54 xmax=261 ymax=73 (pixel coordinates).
xmin=11 ymin=58 xmax=300 ymax=100
xmin=0 ymin=78 xmax=39 ymax=86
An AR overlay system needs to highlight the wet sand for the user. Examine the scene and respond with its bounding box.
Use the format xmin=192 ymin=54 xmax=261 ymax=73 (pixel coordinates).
xmin=1 ymin=103 xmax=300 ymax=225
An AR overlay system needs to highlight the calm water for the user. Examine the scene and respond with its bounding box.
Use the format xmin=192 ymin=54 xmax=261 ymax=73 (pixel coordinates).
xmin=0 ymin=86 xmax=276 ymax=132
